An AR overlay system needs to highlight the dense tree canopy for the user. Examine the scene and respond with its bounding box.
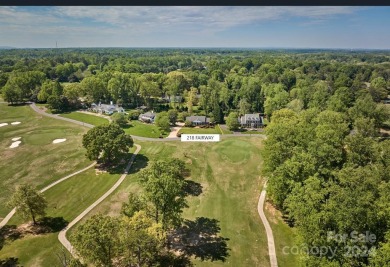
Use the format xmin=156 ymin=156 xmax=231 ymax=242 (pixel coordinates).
xmin=82 ymin=123 xmax=133 ymax=165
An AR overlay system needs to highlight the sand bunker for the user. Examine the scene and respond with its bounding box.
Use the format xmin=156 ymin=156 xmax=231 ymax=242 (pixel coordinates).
xmin=12 ymin=137 xmax=21 ymax=141
xmin=0 ymin=123 xmax=8 ymax=127
xmin=11 ymin=122 xmax=21 ymax=125
xmin=10 ymin=141 xmax=21 ymax=148
xmin=53 ymin=138 xmax=67 ymax=144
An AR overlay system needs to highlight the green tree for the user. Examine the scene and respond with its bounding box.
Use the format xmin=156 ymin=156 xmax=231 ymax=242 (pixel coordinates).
xmin=47 ymin=95 xmax=69 ymax=112
xmin=111 ymin=112 xmax=127 ymax=126
xmin=155 ymin=111 xmax=171 ymax=132
xmin=118 ymin=211 xmax=165 ymax=267
xmin=82 ymin=123 xmax=133 ymax=165
xmin=369 ymin=77 xmax=388 ymax=102
xmin=226 ymin=112 xmax=240 ymax=131
xmin=167 ymin=109 xmax=178 ymax=125
xmin=71 ymin=214 xmax=120 ymax=267
xmin=7 ymin=184 xmax=47 ymax=224
xmin=139 ymin=159 xmax=188 ymax=229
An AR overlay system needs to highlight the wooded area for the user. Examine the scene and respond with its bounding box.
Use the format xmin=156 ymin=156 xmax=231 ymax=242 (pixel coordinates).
xmin=1 ymin=48 xmax=390 ymax=266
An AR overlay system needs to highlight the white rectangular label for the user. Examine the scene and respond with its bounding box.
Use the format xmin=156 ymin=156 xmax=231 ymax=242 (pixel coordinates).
xmin=181 ymin=134 xmax=220 ymax=142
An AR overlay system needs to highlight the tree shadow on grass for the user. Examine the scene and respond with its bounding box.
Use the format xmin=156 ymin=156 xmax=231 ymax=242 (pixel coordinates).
xmin=0 ymin=257 xmax=20 ymax=267
xmin=169 ymin=217 xmax=230 ymax=262
xmin=104 ymin=153 xmax=149 ymax=175
xmin=0 ymin=225 xmax=20 ymax=249
xmin=0 ymin=217 xmax=67 ymax=250
xmin=183 ymin=180 xmax=203 ymax=197
xmin=37 ymin=216 xmax=68 ymax=232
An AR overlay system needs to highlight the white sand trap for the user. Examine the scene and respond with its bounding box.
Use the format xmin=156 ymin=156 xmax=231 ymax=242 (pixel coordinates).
xmin=0 ymin=123 xmax=8 ymax=127
xmin=10 ymin=141 xmax=21 ymax=148
xmin=12 ymin=137 xmax=21 ymax=141
xmin=11 ymin=122 xmax=21 ymax=125
xmin=53 ymin=138 xmax=67 ymax=144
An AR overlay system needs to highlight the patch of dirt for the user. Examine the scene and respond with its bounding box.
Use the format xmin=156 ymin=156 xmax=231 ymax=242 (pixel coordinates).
xmin=95 ymin=168 xmax=108 ymax=175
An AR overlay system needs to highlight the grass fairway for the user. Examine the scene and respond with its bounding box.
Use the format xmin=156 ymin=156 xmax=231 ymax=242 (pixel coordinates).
xmin=0 ymin=167 xmax=121 ymax=266
xmin=178 ymin=127 xmax=221 ymax=135
xmin=83 ymin=137 xmax=299 ymax=266
xmin=124 ymin=120 xmax=167 ymax=138
xmin=60 ymin=111 xmax=109 ymax=126
xmin=0 ymin=104 xmax=91 ymax=218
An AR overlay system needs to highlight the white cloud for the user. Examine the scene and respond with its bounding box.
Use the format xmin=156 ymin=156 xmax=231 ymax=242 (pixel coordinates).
xmin=54 ymin=6 xmax=360 ymax=32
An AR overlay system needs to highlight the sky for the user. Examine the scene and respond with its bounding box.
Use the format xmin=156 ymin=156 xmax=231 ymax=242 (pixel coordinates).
xmin=1 ymin=6 xmax=390 ymax=49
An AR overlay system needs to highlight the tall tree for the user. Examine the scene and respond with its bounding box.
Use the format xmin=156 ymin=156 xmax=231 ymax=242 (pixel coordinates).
xmin=139 ymin=159 xmax=188 ymax=229
xmin=71 ymin=214 xmax=120 ymax=267
xmin=82 ymin=123 xmax=133 ymax=165
xmin=8 ymin=184 xmax=47 ymax=225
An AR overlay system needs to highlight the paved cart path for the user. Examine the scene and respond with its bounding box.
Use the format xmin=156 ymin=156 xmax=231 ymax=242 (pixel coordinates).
xmin=258 ymin=181 xmax=278 ymax=267
xmin=0 ymin=162 xmax=96 ymax=229
xmin=58 ymin=144 xmax=141 ymax=256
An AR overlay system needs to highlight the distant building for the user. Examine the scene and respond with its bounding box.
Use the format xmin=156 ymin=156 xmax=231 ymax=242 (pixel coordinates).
xmin=139 ymin=111 xmax=156 ymax=123
xmin=185 ymin=115 xmax=210 ymax=126
xmin=162 ymin=95 xmax=183 ymax=103
xmin=239 ymin=114 xmax=263 ymax=128
xmin=90 ymin=102 xmax=125 ymax=115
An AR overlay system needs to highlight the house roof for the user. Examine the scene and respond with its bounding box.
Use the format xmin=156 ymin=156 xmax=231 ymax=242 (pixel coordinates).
xmin=186 ymin=116 xmax=208 ymax=123
xmin=140 ymin=112 xmax=156 ymax=118
xmin=240 ymin=114 xmax=262 ymax=124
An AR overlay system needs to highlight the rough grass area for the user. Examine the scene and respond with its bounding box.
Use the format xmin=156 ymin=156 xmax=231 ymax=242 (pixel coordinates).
xmin=123 ymin=120 xmax=167 ymax=138
xmin=178 ymin=127 xmax=221 ymax=135
xmin=59 ymin=111 xmax=109 ymax=126
xmin=83 ymin=137 xmax=299 ymax=266
xmin=0 ymin=104 xmax=91 ymax=218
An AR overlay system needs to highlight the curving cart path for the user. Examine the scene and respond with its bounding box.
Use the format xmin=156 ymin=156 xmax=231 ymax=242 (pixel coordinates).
xmin=58 ymin=144 xmax=141 ymax=257
xmin=258 ymin=181 xmax=278 ymax=267
xmin=29 ymin=102 xmax=275 ymax=263
xmin=0 ymin=162 xmax=96 ymax=229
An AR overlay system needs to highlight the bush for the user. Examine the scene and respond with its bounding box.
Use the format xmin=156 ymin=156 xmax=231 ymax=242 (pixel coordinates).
xmin=184 ymin=120 xmax=193 ymax=127
xmin=128 ymin=110 xmax=141 ymax=120
xmin=112 ymin=112 xmax=128 ymax=126
xmin=178 ymin=111 xmax=189 ymax=122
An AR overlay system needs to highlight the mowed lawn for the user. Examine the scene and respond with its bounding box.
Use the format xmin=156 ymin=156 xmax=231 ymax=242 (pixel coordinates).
xmin=0 ymin=104 xmax=92 ymax=218
xmin=0 ymin=168 xmax=121 ymax=266
xmin=178 ymin=127 xmax=221 ymax=135
xmin=81 ymin=137 xmax=299 ymax=267
xmin=59 ymin=111 xmax=109 ymax=126
xmin=123 ymin=120 xmax=167 ymax=138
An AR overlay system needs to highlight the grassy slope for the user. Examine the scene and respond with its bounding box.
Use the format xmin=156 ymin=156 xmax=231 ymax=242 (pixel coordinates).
xmin=59 ymin=111 xmax=109 ymax=126
xmin=80 ymin=137 xmax=299 ymax=267
xmin=0 ymin=104 xmax=91 ymax=218
xmin=1 ymin=105 xmax=298 ymax=266
xmin=124 ymin=120 xmax=167 ymax=138
xmin=0 ymin=169 xmax=121 ymax=265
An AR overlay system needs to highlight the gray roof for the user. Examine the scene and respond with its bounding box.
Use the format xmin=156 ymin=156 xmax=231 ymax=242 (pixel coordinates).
xmin=186 ymin=116 xmax=208 ymax=123
xmin=140 ymin=112 xmax=156 ymax=118
xmin=240 ymin=114 xmax=262 ymax=124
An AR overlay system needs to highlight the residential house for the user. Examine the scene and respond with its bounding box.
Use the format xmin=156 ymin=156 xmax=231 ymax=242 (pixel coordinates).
xmin=139 ymin=111 xmax=156 ymax=123
xmin=185 ymin=116 xmax=210 ymax=126
xmin=90 ymin=102 xmax=125 ymax=115
xmin=239 ymin=113 xmax=263 ymax=128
